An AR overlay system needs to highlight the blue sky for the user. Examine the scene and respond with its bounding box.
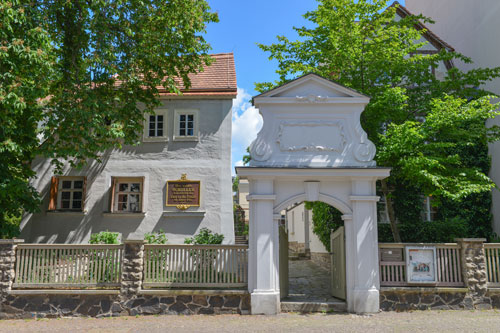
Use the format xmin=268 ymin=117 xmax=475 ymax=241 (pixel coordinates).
xmin=204 ymin=0 xmax=404 ymax=174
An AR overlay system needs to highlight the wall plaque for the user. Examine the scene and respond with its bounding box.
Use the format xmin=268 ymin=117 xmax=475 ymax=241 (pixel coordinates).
xmin=166 ymin=174 xmax=200 ymax=210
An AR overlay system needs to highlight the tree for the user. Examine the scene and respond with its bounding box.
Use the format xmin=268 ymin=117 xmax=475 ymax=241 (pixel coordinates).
xmin=0 ymin=1 xmax=55 ymax=237
xmin=1 ymin=1 xmax=218 ymax=236
xmin=257 ymin=0 xmax=500 ymax=242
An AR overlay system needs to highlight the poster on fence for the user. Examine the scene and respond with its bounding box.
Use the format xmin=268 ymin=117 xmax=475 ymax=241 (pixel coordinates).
xmin=405 ymin=246 xmax=437 ymax=284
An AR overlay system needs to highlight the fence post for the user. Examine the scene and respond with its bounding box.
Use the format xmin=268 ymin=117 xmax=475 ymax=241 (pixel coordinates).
xmin=0 ymin=240 xmax=23 ymax=301
xmin=120 ymin=239 xmax=145 ymax=301
xmin=456 ymin=238 xmax=490 ymax=309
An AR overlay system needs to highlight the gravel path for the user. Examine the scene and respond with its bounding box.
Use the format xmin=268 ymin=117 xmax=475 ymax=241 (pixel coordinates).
xmin=1 ymin=311 xmax=500 ymax=333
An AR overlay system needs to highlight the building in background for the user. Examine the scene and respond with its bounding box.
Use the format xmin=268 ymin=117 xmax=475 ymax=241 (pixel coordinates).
xmin=21 ymin=53 xmax=237 ymax=244
xmin=405 ymin=0 xmax=500 ymax=235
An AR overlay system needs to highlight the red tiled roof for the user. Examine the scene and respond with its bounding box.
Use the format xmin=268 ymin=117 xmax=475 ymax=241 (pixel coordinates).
xmin=161 ymin=52 xmax=237 ymax=97
xmin=114 ymin=53 xmax=237 ymax=98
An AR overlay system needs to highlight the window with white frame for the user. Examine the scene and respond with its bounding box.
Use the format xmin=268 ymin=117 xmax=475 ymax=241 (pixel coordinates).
xmin=143 ymin=110 xmax=167 ymax=142
xmin=58 ymin=177 xmax=85 ymax=210
xmin=421 ymin=196 xmax=437 ymax=222
xmin=112 ymin=178 xmax=143 ymax=213
xmin=174 ymin=110 xmax=198 ymax=140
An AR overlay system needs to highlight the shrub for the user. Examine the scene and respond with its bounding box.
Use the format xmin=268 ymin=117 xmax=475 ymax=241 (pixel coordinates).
xmin=0 ymin=211 xmax=21 ymax=239
xmin=89 ymin=230 xmax=120 ymax=244
xmin=378 ymin=217 xmax=470 ymax=243
xmin=304 ymin=201 xmax=343 ymax=251
xmin=184 ymin=228 xmax=224 ymax=245
xmin=144 ymin=229 xmax=168 ymax=244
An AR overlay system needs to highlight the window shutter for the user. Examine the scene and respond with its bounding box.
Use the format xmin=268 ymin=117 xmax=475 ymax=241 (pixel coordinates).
xmin=82 ymin=176 xmax=87 ymax=212
xmin=141 ymin=176 xmax=145 ymax=213
xmin=48 ymin=176 xmax=59 ymax=211
xmin=110 ymin=177 xmax=117 ymax=212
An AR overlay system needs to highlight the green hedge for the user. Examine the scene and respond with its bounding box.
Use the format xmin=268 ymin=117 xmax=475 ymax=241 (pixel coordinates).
xmin=377 ymin=218 xmax=470 ymax=243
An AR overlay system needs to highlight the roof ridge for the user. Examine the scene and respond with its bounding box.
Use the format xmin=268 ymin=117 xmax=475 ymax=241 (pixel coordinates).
xmin=389 ymin=1 xmax=455 ymax=52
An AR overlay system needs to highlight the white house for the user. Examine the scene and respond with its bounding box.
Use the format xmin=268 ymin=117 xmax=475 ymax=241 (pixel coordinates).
xmin=20 ymin=53 xmax=237 ymax=244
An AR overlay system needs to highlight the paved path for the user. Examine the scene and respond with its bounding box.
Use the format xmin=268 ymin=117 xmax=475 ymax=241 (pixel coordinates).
xmin=1 ymin=311 xmax=500 ymax=332
xmin=284 ymin=259 xmax=342 ymax=303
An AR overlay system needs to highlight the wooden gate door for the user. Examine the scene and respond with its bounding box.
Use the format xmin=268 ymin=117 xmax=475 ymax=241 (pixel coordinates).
xmin=279 ymin=225 xmax=289 ymax=299
xmin=330 ymin=226 xmax=346 ymax=300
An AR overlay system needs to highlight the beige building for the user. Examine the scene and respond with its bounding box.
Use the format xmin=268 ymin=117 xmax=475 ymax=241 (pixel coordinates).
xmin=405 ymin=0 xmax=500 ymax=235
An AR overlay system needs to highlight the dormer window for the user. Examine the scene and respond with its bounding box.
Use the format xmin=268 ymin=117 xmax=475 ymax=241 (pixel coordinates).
xmin=143 ymin=109 xmax=168 ymax=142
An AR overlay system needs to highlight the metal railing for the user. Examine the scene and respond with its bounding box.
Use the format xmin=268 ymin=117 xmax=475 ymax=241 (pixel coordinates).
xmin=13 ymin=244 xmax=123 ymax=288
xmin=143 ymin=244 xmax=248 ymax=288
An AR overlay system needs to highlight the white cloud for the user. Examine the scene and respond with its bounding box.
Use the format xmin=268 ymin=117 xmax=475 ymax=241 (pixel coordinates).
xmin=231 ymin=87 xmax=263 ymax=175
xmin=232 ymin=87 xmax=262 ymax=148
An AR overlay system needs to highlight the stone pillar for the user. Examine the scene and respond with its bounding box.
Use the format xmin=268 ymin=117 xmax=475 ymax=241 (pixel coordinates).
xmin=247 ymin=178 xmax=279 ymax=315
xmin=0 ymin=239 xmax=23 ymax=302
xmin=120 ymin=239 xmax=145 ymax=301
xmin=347 ymin=179 xmax=380 ymax=314
xmin=456 ymin=238 xmax=491 ymax=309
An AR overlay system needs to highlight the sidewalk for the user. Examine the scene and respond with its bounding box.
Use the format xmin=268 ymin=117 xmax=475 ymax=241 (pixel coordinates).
xmin=0 ymin=311 xmax=499 ymax=332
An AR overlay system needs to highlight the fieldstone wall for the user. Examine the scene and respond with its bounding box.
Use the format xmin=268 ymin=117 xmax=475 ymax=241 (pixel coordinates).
xmin=310 ymin=252 xmax=330 ymax=268
xmin=120 ymin=240 xmax=145 ymax=301
xmin=456 ymin=238 xmax=491 ymax=309
xmin=0 ymin=292 xmax=250 ymax=319
xmin=380 ymin=288 xmax=469 ymax=311
xmin=0 ymin=240 xmax=22 ymax=305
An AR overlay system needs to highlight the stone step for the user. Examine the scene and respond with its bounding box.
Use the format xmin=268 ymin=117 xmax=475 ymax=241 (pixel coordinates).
xmin=280 ymin=300 xmax=347 ymax=313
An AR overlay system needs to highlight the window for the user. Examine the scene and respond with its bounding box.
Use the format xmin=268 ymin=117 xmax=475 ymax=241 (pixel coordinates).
xmin=143 ymin=109 xmax=167 ymax=142
xmin=421 ymin=196 xmax=437 ymax=222
xmin=110 ymin=177 xmax=144 ymax=213
xmin=48 ymin=176 xmax=86 ymax=211
xmin=174 ymin=109 xmax=199 ymax=141
xmin=377 ymin=195 xmax=390 ymax=224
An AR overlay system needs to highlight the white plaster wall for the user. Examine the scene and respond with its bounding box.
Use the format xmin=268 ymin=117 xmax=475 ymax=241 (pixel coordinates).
xmin=286 ymin=203 xmax=305 ymax=244
xmin=20 ymin=98 xmax=235 ymax=244
xmin=287 ymin=202 xmax=331 ymax=254
xmin=406 ymin=0 xmax=500 ymax=235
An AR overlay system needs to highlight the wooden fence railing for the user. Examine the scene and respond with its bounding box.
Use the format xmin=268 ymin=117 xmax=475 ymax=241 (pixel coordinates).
xmin=379 ymin=243 xmax=463 ymax=287
xmin=143 ymin=245 xmax=248 ymax=288
xmin=13 ymin=244 xmax=123 ymax=288
xmin=485 ymin=243 xmax=500 ymax=287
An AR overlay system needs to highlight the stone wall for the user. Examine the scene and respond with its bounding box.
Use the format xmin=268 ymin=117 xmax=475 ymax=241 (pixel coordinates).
xmin=0 ymin=292 xmax=250 ymax=319
xmin=310 ymin=252 xmax=330 ymax=268
xmin=380 ymin=288 xmax=500 ymax=311
xmin=456 ymin=238 xmax=490 ymax=309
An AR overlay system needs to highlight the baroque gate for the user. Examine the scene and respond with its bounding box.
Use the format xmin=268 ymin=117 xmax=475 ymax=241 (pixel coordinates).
xmin=236 ymin=73 xmax=390 ymax=314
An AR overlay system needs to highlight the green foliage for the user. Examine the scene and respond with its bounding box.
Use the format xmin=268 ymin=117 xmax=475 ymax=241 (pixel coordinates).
xmin=184 ymin=228 xmax=224 ymax=245
xmin=89 ymin=230 xmax=120 ymax=244
xmin=304 ymin=201 xmax=343 ymax=250
xmin=258 ymin=0 xmax=500 ymax=241
xmin=232 ymin=176 xmax=239 ymax=193
xmin=0 ymin=212 xmax=22 ymax=239
xmin=1 ymin=0 xmax=218 ymax=235
xmin=242 ymin=147 xmax=251 ymax=165
xmin=378 ymin=218 xmax=470 ymax=243
xmin=377 ymin=95 xmax=500 ymax=201
xmin=1 ymin=1 xmax=54 ymax=220
xmin=144 ymin=229 xmax=168 ymax=244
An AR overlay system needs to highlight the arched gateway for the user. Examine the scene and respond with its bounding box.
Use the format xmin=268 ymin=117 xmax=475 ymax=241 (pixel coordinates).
xmin=236 ymin=74 xmax=390 ymax=314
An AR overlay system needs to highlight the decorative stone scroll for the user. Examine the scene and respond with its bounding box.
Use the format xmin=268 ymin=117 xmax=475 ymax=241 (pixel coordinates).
xmin=166 ymin=174 xmax=200 ymax=210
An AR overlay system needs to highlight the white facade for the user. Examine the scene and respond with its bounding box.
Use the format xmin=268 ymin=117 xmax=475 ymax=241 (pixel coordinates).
xmin=237 ymin=74 xmax=390 ymax=314
xmin=286 ymin=203 xmax=328 ymax=254
xmin=406 ymin=0 xmax=500 ymax=235
xmin=21 ymin=53 xmax=237 ymax=244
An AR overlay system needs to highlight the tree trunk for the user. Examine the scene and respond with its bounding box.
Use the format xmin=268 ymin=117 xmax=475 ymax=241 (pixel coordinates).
xmin=381 ymin=179 xmax=402 ymax=243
